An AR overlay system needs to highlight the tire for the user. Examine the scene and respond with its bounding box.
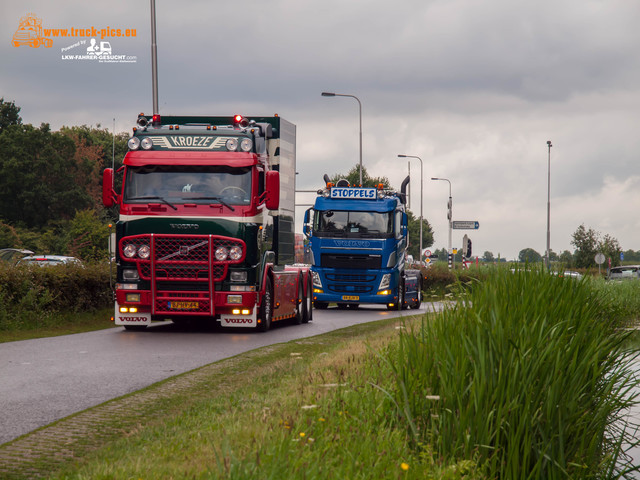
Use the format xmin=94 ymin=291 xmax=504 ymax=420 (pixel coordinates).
xmin=410 ymin=283 xmax=422 ymax=310
xmin=302 ymin=273 xmax=313 ymax=323
xmin=314 ymin=301 xmax=328 ymax=310
xmin=398 ymin=278 xmax=406 ymax=311
xmin=257 ymin=276 xmax=273 ymax=332
xmin=293 ymin=276 xmax=304 ymax=325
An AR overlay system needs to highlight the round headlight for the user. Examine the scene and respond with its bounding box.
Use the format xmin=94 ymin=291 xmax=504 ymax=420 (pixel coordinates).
xmin=225 ymin=138 xmax=238 ymax=151
xmin=140 ymin=137 xmax=153 ymax=150
xmin=240 ymin=138 xmax=252 ymax=152
xmin=128 ymin=137 xmax=141 ymax=150
xmin=138 ymin=244 xmax=151 ymax=259
xmin=229 ymin=245 xmax=243 ymax=260
xmin=215 ymin=246 xmax=229 ymax=261
xmin=123 ymin=244 xmax=138 ymax=258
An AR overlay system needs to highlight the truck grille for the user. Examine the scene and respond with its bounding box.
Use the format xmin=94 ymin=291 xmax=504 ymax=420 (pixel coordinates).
xmin=326 ymin=273 xmax=376 ymax=283
xmin=321 ymin=254 xmax=381 ymax=269
xmin=329 ymin=285 xmax=373 ymax=293
xmin=120 ymin=234 xmax=245 ymax=315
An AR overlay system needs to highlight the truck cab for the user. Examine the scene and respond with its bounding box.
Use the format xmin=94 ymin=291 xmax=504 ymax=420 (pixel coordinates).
xmin=304 ymin=177 xmax=411 ymax=310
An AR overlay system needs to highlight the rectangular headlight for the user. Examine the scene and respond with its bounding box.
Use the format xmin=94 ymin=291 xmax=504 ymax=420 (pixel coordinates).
xmin=126 ymin=293 xmax=141 ymax=302
xmin=122 ymin=268 xmax=139 ymax=281
xmin=227 ymin=295 xmax=242 ymax=304
xmin=230 ymin=271 xmax=248 ymax=283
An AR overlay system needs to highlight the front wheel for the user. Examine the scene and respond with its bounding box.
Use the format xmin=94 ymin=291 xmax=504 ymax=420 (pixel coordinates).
xmin=398 ymin=278 xmax=406 ymax=311
xmin=293 ymin=276 xmax=304 ymax=325
xmin=257 ymin=276 xmax=273 ymax=332
xmin=302 ymin=273 xmax=313 ymax=323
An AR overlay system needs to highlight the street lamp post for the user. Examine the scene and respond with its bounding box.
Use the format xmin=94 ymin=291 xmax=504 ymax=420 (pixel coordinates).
xmin=398 ymin=155 xmax=423 ymax=264
xmin=546 ymin=140 xmax=552 ymax=270
xmin=321 ymin=92 xmax=363 ymax=186
xmin=432 ymin=177 xmax=452 ymax=268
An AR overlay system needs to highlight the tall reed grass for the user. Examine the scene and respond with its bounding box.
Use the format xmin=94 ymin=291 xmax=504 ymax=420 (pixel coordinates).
xmin=388 ymin=267 xmax=640 ymax=478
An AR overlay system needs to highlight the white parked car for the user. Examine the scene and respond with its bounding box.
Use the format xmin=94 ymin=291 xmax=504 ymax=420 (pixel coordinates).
xmin=608 ymin=265 xmax=640 ymax=280
xmin=17 ymin=255 xmax=83 ymax=267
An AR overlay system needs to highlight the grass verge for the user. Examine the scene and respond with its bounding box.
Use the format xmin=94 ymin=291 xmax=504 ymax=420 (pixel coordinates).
xmin=2 ymin=271 xmax=640 ymax=479
xmin=3 ymin=314 xmax=474 ymax=480
xmin=0 ymin=308 xmax=115 ymax=343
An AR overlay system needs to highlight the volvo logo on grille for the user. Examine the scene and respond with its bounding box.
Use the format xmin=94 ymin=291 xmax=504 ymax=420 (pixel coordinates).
xmin=170 ymin=223 xmax=200 ymax=230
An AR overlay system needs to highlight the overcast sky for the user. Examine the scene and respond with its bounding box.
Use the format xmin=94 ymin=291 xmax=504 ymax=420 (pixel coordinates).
xmin=2 ymin=0 xmax=639 ymax=260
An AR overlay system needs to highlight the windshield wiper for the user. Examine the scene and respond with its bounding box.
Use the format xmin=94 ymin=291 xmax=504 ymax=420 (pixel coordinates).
xmin=183 ymin=196 xmax=235 ymax=212
xmin=127 ymin=196 xmax=177 ymax=210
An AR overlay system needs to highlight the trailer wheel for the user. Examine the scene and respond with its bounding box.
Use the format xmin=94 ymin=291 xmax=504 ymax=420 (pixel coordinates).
xmin=293 ymin=276 xmax=304 ymax=325
xmin=257 ymin=276 xmax=273 ymax=332
xmin=303 ymin=273 xmax=313 ymax=323
xmin=410 ymin=280 xmax=422 ymax=309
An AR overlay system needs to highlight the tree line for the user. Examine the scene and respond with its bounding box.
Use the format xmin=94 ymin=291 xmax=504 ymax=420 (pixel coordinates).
xmin=1 ymin=98 xmax=628 ymax=267
xmin=0 ymin=98 xmax=125 ymax=261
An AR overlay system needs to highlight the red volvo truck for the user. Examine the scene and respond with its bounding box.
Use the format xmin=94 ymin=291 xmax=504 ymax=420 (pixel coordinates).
xmin=103 ymin=113 xmax=312 ymax=331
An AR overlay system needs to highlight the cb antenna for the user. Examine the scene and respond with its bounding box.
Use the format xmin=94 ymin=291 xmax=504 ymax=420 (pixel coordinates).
xmin=150 ymin=0 xmax=159 ymax=115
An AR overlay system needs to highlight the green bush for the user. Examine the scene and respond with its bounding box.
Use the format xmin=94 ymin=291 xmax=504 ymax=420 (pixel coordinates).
xmin=0 ymin=262 xmax=112 ymax=331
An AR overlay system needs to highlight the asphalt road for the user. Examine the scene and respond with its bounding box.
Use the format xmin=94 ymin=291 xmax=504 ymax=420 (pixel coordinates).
xmin=0 ymin=303 xmax=440 ymax=445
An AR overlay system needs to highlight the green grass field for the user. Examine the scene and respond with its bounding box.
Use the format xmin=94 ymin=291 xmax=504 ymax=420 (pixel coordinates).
xmin=2 ymin=269 xmax=640 ymax=479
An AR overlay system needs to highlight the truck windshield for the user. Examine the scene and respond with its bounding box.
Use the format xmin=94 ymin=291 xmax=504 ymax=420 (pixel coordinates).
xmin=314 ymin=210 xmax=393 ymax=238
xmin=124 ymin=166 xmax=251 ymax=206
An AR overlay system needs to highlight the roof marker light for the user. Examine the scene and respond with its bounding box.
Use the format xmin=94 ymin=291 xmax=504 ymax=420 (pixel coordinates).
xmin=233 ymin=115 xmax=249 ymax=128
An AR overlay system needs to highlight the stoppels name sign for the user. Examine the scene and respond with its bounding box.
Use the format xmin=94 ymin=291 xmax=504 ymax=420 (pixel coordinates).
xmin=330 ymin=187 xmax=376 ymax=199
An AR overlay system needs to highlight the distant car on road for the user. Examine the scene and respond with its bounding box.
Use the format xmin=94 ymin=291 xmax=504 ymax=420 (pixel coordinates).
xmin=17 ymin=255 xmax=83 ymax=267
xmin=557 ymin=270 xmax=583 ymax=280
xmin=608 ymin=265 xmax=640 ymax=280
xmin=0 ymin=248 xmax=35 ymax=265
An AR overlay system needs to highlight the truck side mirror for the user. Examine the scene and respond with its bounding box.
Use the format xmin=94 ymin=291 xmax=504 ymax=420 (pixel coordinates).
xmin=265 ymin=170 xmax=280 ymax=210
xmin=303 ymin=208 xmax=313 ymax=238
xmin=102 ymin=168 xmax=116 ymax=207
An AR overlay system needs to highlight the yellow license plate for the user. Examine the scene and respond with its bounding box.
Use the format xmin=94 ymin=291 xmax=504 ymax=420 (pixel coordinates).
xmin=168 ymin=301 xmax=199 ymax=310
xmin=342 ymin=295 xmax=359 ymax=301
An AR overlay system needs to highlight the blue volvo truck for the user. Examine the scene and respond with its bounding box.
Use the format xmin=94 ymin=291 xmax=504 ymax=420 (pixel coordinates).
xmin=304 ymin=175 xmax=421 ymax=310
